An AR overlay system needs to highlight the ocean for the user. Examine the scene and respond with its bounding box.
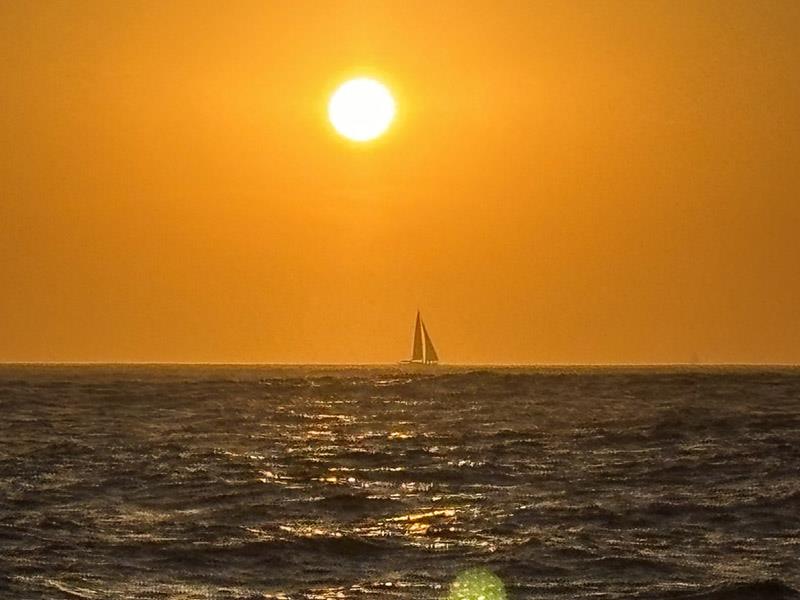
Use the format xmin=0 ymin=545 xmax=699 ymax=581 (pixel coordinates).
xmin=1 ymin=365 xmax=798 ymax=599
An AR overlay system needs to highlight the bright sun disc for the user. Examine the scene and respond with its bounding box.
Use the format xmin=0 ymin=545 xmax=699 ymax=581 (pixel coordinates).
xmin=328 ymin=78 xmax=396 ymax=142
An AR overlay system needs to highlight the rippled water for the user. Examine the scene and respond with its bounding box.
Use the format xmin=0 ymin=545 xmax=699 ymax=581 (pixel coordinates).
xmin=1 ymin=365 xmax=799 ymax=599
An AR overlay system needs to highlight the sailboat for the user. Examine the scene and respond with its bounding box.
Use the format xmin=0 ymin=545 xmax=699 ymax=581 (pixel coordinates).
xmin=403 ymin=310 xmax=439 ymax=364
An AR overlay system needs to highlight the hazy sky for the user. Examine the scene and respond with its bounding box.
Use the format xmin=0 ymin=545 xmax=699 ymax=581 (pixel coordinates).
xmin=2 ymin=1 xmax=799 ymax=363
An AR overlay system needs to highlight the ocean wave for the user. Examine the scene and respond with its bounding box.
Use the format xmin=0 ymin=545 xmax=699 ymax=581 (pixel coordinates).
xmin=3 ymin=365 xmax=800 ymax=599
xmin=659 ymin=580 xmax=800 ymax=600
xmin=310 ymin=492 xmax=406 ymax=514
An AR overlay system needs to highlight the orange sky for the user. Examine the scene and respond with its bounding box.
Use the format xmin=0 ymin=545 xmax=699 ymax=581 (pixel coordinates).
xmin=2 ymin=1 xmax=799 ymax=364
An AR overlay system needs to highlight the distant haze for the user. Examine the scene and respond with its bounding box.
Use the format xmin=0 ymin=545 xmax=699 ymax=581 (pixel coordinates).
xmin=2 ymin=1 xmax=799 ymax=364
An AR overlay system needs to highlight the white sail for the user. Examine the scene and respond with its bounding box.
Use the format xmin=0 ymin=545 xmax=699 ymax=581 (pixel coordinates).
xmin=421 ymin=320 xmax=439 ymax=363
xmin=411 ymin=311 xmax=424 ymax=361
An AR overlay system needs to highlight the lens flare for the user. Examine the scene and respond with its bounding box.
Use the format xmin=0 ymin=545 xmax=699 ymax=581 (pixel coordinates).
xmin=446 ymin=568 xmax=507 ymax=600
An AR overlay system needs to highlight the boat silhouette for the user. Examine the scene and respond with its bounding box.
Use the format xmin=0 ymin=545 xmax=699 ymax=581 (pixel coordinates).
xmin=401 ymin=310 xmax=439 ymax=364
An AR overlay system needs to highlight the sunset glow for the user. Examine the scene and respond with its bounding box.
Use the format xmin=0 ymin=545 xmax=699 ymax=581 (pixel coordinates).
xmin=2 ymin=1 xmax=799 ymax=364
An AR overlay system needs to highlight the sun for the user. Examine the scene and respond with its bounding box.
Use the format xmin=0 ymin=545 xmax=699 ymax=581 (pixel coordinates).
xmin=328 ymin=78 xmax=396 ymax=142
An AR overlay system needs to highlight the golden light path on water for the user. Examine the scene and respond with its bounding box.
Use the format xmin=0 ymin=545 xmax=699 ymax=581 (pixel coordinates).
xmin=241 ymin=397 xmax=510 ymax=599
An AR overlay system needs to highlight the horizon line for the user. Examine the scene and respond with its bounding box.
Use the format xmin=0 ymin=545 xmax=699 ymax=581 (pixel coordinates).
xmin=1 ymin=361 xmax=799 ymax=368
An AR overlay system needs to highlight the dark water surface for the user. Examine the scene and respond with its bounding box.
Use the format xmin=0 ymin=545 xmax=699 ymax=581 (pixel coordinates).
xmin=1 ymin=365 xmax=799 ymax=599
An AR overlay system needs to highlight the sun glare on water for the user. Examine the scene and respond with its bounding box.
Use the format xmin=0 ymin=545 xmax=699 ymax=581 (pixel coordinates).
xmin=328 ymin=78 xmax=396 ymax=142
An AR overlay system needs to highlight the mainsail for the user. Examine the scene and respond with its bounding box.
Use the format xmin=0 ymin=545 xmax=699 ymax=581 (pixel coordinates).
xmin=411 ymin=312 xmax=424 ymax=362
xmin=408 ymin=310 xmax=439 ymax=364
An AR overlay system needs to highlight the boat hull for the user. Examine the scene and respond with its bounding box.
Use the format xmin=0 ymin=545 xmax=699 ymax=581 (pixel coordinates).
xmin=399 ymin=360 xmax=439 ymax=365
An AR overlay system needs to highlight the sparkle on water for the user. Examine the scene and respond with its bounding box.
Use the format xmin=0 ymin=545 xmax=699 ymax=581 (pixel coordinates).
xmin=446 ymin=568 xmax=507 ymax=600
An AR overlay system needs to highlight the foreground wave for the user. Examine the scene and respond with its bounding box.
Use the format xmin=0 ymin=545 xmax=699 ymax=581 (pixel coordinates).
xmin=662 ymin=580 xmax=800 ymax=600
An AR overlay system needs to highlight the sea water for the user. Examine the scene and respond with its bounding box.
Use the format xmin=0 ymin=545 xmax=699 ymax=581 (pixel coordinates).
xmin=1 ymin=365 xmax=798 ymax=599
